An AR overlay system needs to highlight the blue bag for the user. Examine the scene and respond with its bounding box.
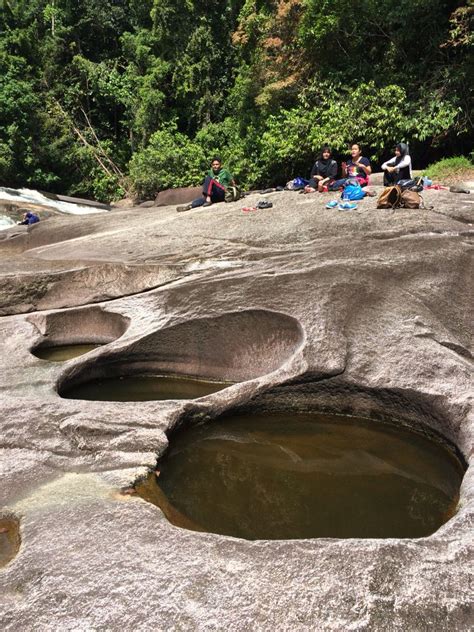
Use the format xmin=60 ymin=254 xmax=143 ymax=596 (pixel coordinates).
xmin=286 ymin=176 xmax=309 ymax=190
xmin=341 ymin=179 xmax=365 ymax=201
xmin=293 ymin=177 xmax=308 ymax=187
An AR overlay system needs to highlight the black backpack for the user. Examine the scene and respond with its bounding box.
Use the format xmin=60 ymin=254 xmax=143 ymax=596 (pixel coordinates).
xmin=398 ymin=177 xmax=423 ymax=193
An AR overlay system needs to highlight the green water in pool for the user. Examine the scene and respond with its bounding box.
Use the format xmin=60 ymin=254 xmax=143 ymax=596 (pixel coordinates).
xmin=0 ymin=518 xmax=20 ymax=567
xmin=33 ymin=344 xmax=102 ymax=361
xmin=136 ymin=412 xmax=465 ymax=540
xmin=62 ymin=374 xmax=232 ymax=401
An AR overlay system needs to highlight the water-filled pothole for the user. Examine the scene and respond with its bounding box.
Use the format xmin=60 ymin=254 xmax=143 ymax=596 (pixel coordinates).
xmin=56 ymin=309 xmax=303 ymax=401
xmin=28 ymin=306 xmax=130 ymax=360
xmin=61 ymin=374 xmax=232 ymax=401
xmin=33 ymin=343 xmax=103 ymax=362
xmin=0 ymin=517 xmax=21 ymax=567
xmin=136 ymin=412 xmax=465 ymax=540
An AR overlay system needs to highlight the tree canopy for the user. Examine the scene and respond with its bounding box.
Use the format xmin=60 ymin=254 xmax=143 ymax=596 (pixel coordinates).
xmin=0 ymin=0 xmax=472 ymax=199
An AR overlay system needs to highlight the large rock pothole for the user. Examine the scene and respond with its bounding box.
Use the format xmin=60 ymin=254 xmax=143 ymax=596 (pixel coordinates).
xmin=56 ymin=309 xmax=304 ymax=399
xmin=136 ymin=407 xmax=466 ymax=540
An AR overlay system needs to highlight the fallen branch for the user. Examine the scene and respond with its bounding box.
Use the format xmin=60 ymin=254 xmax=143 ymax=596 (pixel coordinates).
xmin=52 ymin=98 xmax=130 ymax=195
xmin=79 ymin=107 xmax=124 ymax=179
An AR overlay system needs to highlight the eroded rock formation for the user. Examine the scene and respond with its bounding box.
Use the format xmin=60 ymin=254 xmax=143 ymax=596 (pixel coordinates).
xmin=0 ymin=187 xmax=472 ymax=630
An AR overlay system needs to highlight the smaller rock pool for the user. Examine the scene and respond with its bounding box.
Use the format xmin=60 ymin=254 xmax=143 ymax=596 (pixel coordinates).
xmin=0 ymin=517 xmax=21 ymax=567
xmin=33 ymin=344 xmax=103 ymax=362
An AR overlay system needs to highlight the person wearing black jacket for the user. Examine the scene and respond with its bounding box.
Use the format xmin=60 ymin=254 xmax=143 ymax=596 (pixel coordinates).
xmin=304 ymin=146 xmax=338 ymax=193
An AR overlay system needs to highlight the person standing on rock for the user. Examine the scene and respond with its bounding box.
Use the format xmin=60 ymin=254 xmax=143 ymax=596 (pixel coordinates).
xmin=329 ymin=143 xmax=372 ymax=190
xmin=177 ymin=157 xmax=235 ymax=212
xmin=381 ymin=143 xmax=412 ymax=186
xmin=304 ymin=146 xmax=338 ymax=193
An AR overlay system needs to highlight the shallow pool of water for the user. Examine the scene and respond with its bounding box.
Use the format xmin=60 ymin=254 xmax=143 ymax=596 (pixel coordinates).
xmin=61 ymin=374 xmax=231 ymax=401
xmin=33 ymin=344 xmax=103 ymax=362
xmin=136 ymin=412 xmax=465 ymax=540
xmin=0 ymin=518 xmax=21 ymax=567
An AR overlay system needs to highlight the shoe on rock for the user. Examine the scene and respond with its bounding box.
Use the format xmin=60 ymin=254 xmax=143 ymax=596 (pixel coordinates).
xmin=176 ymin=203 xmax=192 ymax=212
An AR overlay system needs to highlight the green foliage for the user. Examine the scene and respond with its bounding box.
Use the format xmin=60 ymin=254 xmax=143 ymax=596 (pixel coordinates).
xmin=426 ymin=156 xmax=474 ymax=181
xmin=303 ymin=82 xmax=411 ymax=154
xmin=194 ymin=118 xmax=262 ymax=186
xmin=0 ymin=0 xmax=472 ymax=199
xmin=128 ymin=124 xmax=206 ymax=198
xmin=407 ymin=96 xmax=462 ymax=143
xmin=207 ymin=81 xmax=455 ymax=189
xmin=0 ymin=141 xmax=15 ymax=180
xmin=0 ymin=52 xmax=44 ymax=185
xmin=299 ymin=0 xmax=451 ymax=79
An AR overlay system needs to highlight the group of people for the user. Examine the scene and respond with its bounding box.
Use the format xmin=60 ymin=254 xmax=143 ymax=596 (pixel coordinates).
xmin=304 ymin=142 xmax=412 ymax=193
xmin=305 ymin=143 xmax=372 ymax=193
xmin=177 ymin=143 xmax=412 ymax=211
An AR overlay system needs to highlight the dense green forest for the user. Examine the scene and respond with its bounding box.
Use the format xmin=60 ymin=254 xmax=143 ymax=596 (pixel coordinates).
xmin=0 ymin=0 xmax=472 ymax=200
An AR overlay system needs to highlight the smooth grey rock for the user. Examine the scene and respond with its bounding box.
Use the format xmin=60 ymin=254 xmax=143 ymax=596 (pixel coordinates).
xmin=154 ymin=186 xmax=201 ymax=206
xmin=450 ymin=183 xmax=471 ymax=194
xmin=40 ymin=191 xmax=111 ymax=210
xmin=0 ymin=188 xmax=472 ymax=630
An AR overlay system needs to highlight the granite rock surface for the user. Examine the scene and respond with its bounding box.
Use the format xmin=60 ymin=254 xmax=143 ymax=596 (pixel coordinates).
xmin=0 ymin=187 xmax=473 ymax=631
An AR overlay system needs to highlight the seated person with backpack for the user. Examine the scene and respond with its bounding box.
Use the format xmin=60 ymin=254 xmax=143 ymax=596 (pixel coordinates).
xmin=304 ymin=146 xmax=338 ymax=193
xmin=381 ymin=142 xmax=412 ymax=186
xmin=177 ymin=156 xmax=235 ymax=212
xmin=329 ymin=143 xmax=372 ymax=190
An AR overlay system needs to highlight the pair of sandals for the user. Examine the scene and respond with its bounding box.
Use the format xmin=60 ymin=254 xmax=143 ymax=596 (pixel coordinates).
xmin=326 ymin=200 xmax=358 ymax=210
xmin=242 ymin=199 xmax=273 ymax=212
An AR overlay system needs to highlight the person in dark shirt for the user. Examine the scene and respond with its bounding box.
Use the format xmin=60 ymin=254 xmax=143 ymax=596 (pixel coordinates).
xmin=177 ymin=156 xmax=235 ymax=212
xmin=329 ymin=143 xmax=372 ymax=190
xmin=381 ymin=143 xmax=412 ymax=185
xmin=17 ymin=211 xmax=40 ymax=225
xmin=304 ymin=146 xmax=338 ymax=193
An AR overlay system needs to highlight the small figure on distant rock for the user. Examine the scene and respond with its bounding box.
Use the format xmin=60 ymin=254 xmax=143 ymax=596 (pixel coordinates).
xmin=177 ymin=156 xmax=235 ymax=212
xmin=304 ymin=146 xmax=338 ymax=193
xmin=17 ymin=211 xmax=40 ymax=225
xmin=329 ymin=143 xmax=372 ymax=190
xmin=381 ymin=143 xmax=412 ymax=186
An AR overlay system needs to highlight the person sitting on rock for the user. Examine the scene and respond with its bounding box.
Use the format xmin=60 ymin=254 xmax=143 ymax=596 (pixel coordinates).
xmin=329 ymin=143 xmax=372 ymax=190
xmin=304 ymin=146 xmax=338 ymax=193
xmin=17 ymin=211 xmax=40 ymax=225
xmin=381 ymin=142 xmax=412 ymax=186
xmin=177 ymin=157 xmax=235 ymax=212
